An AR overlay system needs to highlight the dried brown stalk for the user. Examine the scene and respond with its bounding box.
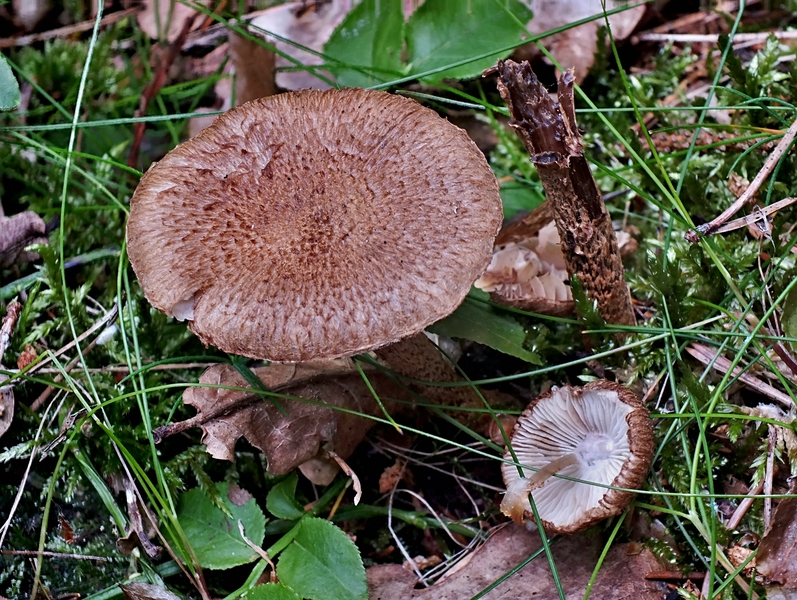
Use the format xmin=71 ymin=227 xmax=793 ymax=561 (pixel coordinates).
xmin=0 ymin=8 xmax=138 ymax=49
xmin=128 ymin=14 xmax=198 ymax=169
xmin=686 ymin=117 xmax=797 ymax=242
xmin=493 ymin=60 xmax=634 ymax=326
xmin=685 ymin=342 xmax=795 ymax=409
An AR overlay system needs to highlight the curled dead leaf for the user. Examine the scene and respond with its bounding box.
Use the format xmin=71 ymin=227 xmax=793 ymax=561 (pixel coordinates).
xmin=248 ymin=0 xmax=352 ymax=90
xmin=175 ymin=360 xmax=409 ymax=481
xmin=137 ymin=0 xmax=209 ymax=43
xmin=367 ymin=524 xmax=667 ymax=599
xmin=516 ymin=0 xmax=646 ymax=83
xmin=16 ymin=345 xmax=36 ymax=370
xmin=0 ymin=211 xmax=49 ymax=267
xmin=121 ymin=582 xmax=181 ymax=600
xmin=757 ymin=493 xmax=797 ymax=589
xmin=0 ymin=377 xmax=13 ymax=440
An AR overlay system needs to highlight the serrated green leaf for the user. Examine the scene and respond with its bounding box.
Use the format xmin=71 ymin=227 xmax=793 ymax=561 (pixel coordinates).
xmin=266 ymin=473 xmax=304 ymax=520
xmin=176 ymin=482 xmax=266 ymax=570
xmin=277 ymin=517 xmax=367 ymax=600
xmin=323 ymin=0 xmax=404 ymax=88
xmin=246 ymin=582 xmax=302 ymax=600
xmin=405 ymin=0 xmax=532 ymax=82
xmin=429 ymin=290 xmax=541 ymax=364
xmin=0 ymin=53 xmax=21 ymax=111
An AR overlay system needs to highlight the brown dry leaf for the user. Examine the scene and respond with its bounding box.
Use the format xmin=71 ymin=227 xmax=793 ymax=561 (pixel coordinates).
xmin=227 ymin=482 xmax=254 ymax=507
xmin=16 ymin=345 xmax=36 ymax=370
xmin=0 ymin=210 xmax=48 ymax=267
xmin=379 ymin=459 xmax=410 ymax=494
xmin=121 ymin=582 xmax=181 ymax=600
xmin=367 ymin=524 xmax=667 ymax=599
xmin=727 ymin=545 xmax=755 ymax=576
xmin=0 ymin=301 xmax=21 ymax=440
xmin=757 ymin=495 xmax=797 ymax=591
xmin=137 ymin=0 xmax=209 ymax=43
xmin=181 ymin=361 xmax=408 ymax=478
xmin=248 ymin=0 xmax=351 ymax=90
xmin=518 ymin=0 xmax=646 ymax=82
xmin=0 ymin=377 xmax=13 ymax=440
xmin=11 ymin=0 xmax=49 ymax=31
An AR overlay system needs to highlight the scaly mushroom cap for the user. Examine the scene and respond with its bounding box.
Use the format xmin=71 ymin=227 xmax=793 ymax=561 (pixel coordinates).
xmin=501 ymin=381 xmax=653 ymax=534
xmin=127 ymin=88 xmax=502 ymax=362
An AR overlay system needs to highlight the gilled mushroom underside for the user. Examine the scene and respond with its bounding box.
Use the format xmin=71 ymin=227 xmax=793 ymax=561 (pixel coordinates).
xmin=501 ymin=384 xmax=651 ymax=533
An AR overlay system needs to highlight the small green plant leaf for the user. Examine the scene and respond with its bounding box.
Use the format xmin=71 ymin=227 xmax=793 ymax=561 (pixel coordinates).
xmin=277 ymin=517 xmax=367 ymax=600
xmin=266 ymin=472 xmax=305 ymax=520
xmin=323 ymin=0 xmax=404 ymax=88
xmin=176 ymin=482 xmax=266 ymax=570
xmin=782 ymin=286 xmax=797 ymax=350
xmin=405 ymin=0 xmax=532 ymax=82
xmin=247 ymin=582 xmax=302 ymax=600
xmin=0 ymin=53 xmax=21 ymax=111
xmin=499 ymin=180 xmax=545 ymax=219
xmin=429 ymin=290 xmax=542 ymax=364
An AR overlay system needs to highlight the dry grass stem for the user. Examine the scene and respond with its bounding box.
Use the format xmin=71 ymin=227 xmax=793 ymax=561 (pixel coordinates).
xmin=687 ymin=116 xmax=797 ymax=241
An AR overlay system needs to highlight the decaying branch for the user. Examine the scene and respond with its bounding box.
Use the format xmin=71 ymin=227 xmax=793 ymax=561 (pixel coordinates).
xmin=493 ymin=60 xmax=635 ymax=327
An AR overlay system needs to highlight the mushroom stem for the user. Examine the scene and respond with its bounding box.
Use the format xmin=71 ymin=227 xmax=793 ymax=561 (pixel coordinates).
xmin=373 ymin=333 xmax=489 ymax=428
xmin=501 ymin=453 xmax=579 ymax=524
xmin=494 ymin=60 xmax=635 ymax=328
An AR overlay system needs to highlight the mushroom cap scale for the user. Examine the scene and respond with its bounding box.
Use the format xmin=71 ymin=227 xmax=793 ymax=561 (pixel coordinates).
xmin=501 ymin=381 xmax=653 ymax=534
xmin=127 ymin=88 xmax=502 ymax=362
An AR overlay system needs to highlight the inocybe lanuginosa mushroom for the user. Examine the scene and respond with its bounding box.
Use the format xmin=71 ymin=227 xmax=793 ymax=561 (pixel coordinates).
xmin=127 ymin=88 xmax=503 ymax=362
xmin=501 ymin=381 xmax=653 ymax=534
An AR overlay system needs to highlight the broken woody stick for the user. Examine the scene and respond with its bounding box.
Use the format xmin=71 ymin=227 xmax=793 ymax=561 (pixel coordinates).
xmin=492 ymin=60 xmax=635 ymax=327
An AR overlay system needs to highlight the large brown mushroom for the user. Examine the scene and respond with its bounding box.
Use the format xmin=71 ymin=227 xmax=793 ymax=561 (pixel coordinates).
xmin=127 ymin=88 xmax=502 ymax=363
xmin=501 ymin=380 xmax=654 ymax=534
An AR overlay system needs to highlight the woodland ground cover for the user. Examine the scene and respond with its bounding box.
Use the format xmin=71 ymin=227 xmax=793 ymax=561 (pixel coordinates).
xmin=2 ymin=1 xmax=797 ymax=599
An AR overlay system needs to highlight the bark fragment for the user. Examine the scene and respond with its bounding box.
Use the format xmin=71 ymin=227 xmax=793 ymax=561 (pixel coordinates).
xmin=494 ymin=60 xmax=635 ymax=327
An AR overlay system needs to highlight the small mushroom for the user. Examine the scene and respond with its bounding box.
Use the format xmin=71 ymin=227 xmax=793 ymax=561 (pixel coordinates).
xmin=127 ymin=88 xmax=503 ymax=362
xmin=475 ymin=220 xmax=574 ymax=316
xmin=500 ymin=380 xmax=653 ymax=534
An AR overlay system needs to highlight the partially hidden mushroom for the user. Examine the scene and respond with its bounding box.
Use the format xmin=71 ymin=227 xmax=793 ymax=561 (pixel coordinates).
xmin=127 ymin=88 xmax=502 ymax=363
xmin=500 ymin=380 xmax=653 ymax=534
xmin=475 ymin=199 xmax=638 ymax=317
xmin=475 ymin=218 xmax=573 ymax=316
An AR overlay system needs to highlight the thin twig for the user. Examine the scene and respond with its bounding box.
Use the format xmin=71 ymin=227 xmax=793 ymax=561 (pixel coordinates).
xmin=128 ymin=13 xmax=198 ymax=168
xmin=22 ymin=306 xmax=118 ymax=378
xmin=727 ymin=479 xmax=766 ymax=531
xmin=0 ymin=8 xmax=139 ymax=48
xmin=687 ymin=117 xmax=797 ymax=242
xmin=707 ymin=196 xmax=797 ymax=237
xmin=30 ymin=316 xmax=116 ymax=412
xmin=764 ymin=426 xmax=777 ymax=531
xmin=7 ymin=362 xmax=216 ymax=375
xmin=636 ymin=31 xmax=797 ymax=43
xmin=0 ymin=550 xmax=109 ymax=561
xmin=686 ymin=343 xmax=795 ymax=409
